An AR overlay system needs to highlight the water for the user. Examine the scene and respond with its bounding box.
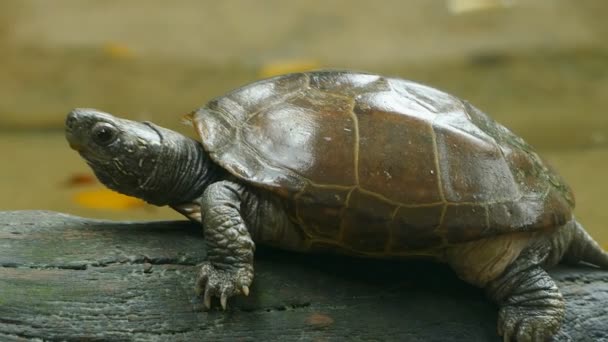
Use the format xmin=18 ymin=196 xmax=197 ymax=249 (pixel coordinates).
xmin=0 ymin=1 xmax=606 ymax=245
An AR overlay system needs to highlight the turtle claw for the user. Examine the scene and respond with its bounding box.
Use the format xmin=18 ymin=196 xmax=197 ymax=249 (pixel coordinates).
xmin=203 ymin=287 xmax=212 ymax=309
xmin=195 ymin=261 xmax=253 ymax=310
xmin=220 ymin=292 xmax=228 ymax=310
xmin=498 ymin=305 xmax=561 ymax=342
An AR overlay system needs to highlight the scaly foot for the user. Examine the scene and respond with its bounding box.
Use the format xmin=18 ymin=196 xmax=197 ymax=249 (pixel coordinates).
xmin=487 ymin=262 xmax=565 ymax=342
xmin=498 ymin=303 xmax=564 ymax=342
xmin=195 ymin=261 xmax=253 ymax=310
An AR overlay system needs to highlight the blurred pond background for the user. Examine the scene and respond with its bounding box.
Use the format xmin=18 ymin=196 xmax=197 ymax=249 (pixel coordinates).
xmin=0 ymin=0 xmax=606 ymax=245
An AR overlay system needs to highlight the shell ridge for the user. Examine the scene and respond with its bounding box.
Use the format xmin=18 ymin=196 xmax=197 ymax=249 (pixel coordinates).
xmin=388 ymin=79 xmax=441 ymax=114
xmin=190 ymin=71 xmax=574 ymax=250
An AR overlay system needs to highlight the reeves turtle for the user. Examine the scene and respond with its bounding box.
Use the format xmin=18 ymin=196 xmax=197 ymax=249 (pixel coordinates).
xmin=65 ymin=71 xmax=608 ymax=341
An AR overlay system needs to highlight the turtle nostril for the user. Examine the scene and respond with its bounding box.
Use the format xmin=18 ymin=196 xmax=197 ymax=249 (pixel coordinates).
xmin=66 ymin=112 xmax=78 ymax=129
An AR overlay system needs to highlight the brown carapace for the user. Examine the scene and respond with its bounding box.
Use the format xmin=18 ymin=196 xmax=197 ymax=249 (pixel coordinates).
xmin=190 ymin=71 xmax=573 ymax=256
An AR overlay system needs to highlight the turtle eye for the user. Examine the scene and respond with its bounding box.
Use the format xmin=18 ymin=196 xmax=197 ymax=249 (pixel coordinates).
xmin=92 ymin=123 xmax=118 ymax=146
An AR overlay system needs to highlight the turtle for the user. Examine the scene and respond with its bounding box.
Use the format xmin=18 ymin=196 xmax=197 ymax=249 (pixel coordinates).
xmin=65 ymin=70 xmax=608 ymax=342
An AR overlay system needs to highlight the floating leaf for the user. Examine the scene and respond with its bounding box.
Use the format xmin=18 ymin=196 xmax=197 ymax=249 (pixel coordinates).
xmin=258 ymin=59 xmax=320 ymax=78
xmin=446 ymin=0 xmax=514 ymax=14
xmin=103 ymin=42 xmax=135 ymax=60
xmin=73 ymin=188 xmax=146 ymax=210
xmin=63 ymin=173 xmax=97 ymax=187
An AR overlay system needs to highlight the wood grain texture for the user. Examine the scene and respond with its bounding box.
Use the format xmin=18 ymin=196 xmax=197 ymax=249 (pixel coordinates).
xmin=0 ymin=211 xmax=606 ymax=341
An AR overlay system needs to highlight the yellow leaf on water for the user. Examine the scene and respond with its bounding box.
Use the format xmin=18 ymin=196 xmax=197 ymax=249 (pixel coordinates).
xmin=446 ymin=0 xmax=513 ymax=14
xmin=74 ymin=188 xmax=145 ymax=210
xmin=258 ymin=59 xmax=321 ymax=78
xmin=103 ymin=42 xmax=135 ymax=60
xmin=63 ymin=173 xmax=97 ymax=187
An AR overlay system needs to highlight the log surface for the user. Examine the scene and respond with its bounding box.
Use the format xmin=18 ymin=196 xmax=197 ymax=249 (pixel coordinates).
xmin=0 ymin=211 xmax=607 ymax=341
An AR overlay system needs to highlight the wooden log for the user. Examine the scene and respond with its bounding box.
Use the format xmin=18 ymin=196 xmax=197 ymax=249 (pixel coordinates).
xmin=0 ymin=211 xmax=606 ymax=341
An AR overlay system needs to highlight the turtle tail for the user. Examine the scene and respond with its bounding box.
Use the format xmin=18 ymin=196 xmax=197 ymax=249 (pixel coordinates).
xmin=563 ymin=220 xmax=608 ymax=269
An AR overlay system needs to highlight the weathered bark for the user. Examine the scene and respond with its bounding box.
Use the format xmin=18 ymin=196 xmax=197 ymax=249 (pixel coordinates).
xmin=0 ymin=211 xmax=606 ymax=341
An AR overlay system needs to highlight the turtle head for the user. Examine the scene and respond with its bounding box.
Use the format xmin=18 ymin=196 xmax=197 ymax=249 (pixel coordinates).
xmin=65 ymin=108 xmax=208 ymax=205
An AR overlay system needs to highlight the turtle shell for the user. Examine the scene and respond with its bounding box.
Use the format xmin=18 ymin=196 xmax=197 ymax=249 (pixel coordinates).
xmin=189 ymin=71 xmax=574 ymax=254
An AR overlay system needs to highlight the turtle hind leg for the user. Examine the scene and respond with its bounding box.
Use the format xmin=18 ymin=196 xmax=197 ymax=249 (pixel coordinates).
xmin=563 ymin=220 xmax=608 ymax=269
xmin=446 ymin=233 xmax=565 ymax=340
xmin=487 ymin=265 xmax=565 ymax=342
xmin=485 ymin=244 xmax=566 ymax=341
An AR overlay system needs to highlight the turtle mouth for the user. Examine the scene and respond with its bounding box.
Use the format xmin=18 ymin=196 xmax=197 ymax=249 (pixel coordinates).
xmin=67 ymin=140 xmax=83 ymax=152
xmin=65 ymin=130 xmax=84 ymax=152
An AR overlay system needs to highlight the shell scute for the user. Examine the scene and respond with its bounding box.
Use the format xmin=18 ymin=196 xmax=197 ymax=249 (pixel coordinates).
xmin=443 ymin=204 xmax=489 ymax=243
xmin=389 ymin=205 xmax=444 ymax=250
xmin=294 ymin=185 xmax=350 ymax=240
xmin=339 ymin=188 xmax=394 ymax=253
xmin=435 ymin=124 xmax=520 ymax=203
xmin=354 ymin=93 xmax=441 ymax=204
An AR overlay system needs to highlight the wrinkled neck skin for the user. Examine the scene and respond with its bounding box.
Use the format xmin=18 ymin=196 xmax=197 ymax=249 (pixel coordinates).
xmin=114 ymin=124 xmax=219 ymax=206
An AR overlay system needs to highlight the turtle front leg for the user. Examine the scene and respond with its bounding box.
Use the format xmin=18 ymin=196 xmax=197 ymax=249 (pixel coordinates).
xmin=485 ymin=249 xmax=565 ymax=341
xmin=197 ymin=180 xmax=255 ymax=310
